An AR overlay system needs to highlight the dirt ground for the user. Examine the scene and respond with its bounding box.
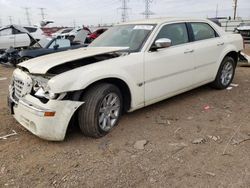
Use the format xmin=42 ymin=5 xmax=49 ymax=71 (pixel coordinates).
xmin=0 ymin=48 xmax=250 ymax=188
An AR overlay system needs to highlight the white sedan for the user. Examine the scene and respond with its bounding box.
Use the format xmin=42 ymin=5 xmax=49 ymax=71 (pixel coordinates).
xmin=9 ymin=18 xmax=243 ymax=141
xmin=0 ymin=25 xmax=35 ymax=51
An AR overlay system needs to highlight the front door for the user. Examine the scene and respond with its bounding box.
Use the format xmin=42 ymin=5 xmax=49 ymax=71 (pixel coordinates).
xmin=144 ymin=23 xmax=195 ymax=105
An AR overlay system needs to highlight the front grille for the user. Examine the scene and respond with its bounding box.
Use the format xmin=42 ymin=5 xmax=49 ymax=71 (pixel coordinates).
xmin=10 ymin=69 xmax=33 ymax=103
xmin=13 ymin=78 xmax=24 ymax=101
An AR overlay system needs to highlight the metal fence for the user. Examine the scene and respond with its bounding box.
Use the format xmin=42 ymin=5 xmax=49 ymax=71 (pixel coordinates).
xmin=219 ymin=19 xmax=250 ymax=44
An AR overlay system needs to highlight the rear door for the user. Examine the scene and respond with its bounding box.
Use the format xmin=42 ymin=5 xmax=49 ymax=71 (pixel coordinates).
xmin=188 ymin=22 xmax=225 ymax=84
xmin=0 ymin=28 xmax=14 ymax=50
xmin=144 ymin=23 xmax=196 ymax=104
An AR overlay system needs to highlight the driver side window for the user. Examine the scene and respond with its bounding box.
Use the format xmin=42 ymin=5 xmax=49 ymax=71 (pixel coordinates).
xmin=155 ymin=23 xmax=189 ymax=46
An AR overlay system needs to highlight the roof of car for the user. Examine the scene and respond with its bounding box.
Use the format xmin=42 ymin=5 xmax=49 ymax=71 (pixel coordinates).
xmin=0 ymin=24 xmax=29 ymax=33
xmin=118 ymin=17 xmax=209 ymax=25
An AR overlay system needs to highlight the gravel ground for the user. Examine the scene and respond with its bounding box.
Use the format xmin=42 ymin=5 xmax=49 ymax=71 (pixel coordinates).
xmin=0 ymin=48 xmax=250 ymax=187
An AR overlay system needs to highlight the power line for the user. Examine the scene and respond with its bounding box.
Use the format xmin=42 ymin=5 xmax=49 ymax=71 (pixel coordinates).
xmin=23 ymin=7 xmax=32 ymax=25
xmin=215 ymin=4 xmax=218 ymax=18
xmin=141 ymin=0 xmax=154 ymax=19
xmin=119 ymin=0 xmax=130 ymax=22
xmin=38 ymin=7 xmax=46 ymax=20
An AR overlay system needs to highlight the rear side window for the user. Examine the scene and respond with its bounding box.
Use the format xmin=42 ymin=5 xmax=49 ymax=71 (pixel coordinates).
xmin=13 ymin=28 xmax=23 ymax=34
xmin=191 ymin=23 xmax=218 ymax=41
xmin=24 ymin=27 xmax=37 ymax=33
xmin=155 ymin=23 xmax=189 ymax=46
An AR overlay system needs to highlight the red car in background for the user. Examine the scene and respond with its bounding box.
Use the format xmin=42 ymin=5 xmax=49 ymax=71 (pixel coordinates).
xmin=86 ymin=28 xmax=107 ymax=43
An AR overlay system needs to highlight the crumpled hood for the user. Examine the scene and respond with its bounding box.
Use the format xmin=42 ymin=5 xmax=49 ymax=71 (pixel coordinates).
xmin=18 ymin=47 xmax=127 ymax=74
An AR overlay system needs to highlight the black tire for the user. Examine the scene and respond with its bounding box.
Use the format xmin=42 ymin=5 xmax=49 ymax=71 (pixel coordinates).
xmin=19 ymin=57 xmax=31 ymax=63
xmin=78 ymin=83 xmax=123 ymax=138
xmin=210 ymin=56 xmax=236 ymax=89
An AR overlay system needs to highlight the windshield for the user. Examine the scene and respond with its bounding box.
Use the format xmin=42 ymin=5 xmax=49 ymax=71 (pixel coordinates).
xmin=89 ymin=24 xmax=155 ymax=52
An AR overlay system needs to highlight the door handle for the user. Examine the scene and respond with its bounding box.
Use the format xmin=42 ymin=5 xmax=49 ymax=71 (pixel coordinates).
xmin=184 ymin=49 xmax=194 ymax=54
xmin=217 ymin=42 xmax=224 ymax=46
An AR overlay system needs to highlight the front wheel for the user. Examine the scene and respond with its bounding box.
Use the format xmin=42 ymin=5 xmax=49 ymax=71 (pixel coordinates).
xmin=211 ymin=56 xmax=236 ymax=89
xmin=19 ymin=57 xmax=31 ymax=63
xmin=78 ymin=83 xmax=123 ymax=138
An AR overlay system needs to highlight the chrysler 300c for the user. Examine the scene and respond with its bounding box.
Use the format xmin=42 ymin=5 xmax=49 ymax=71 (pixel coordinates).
xmin=8 ymin=18 xmax=243 ymax=141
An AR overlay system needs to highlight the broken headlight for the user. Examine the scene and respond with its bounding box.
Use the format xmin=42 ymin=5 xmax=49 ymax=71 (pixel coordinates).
xmin=32 ymin=76 xmax=62 ymax=100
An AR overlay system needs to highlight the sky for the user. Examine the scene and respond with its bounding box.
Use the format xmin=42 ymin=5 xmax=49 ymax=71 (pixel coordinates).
xmin=0 ymin=0 xmax=249 ymax=27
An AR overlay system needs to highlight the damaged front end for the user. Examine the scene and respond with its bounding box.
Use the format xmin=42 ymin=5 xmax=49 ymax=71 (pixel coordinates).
xmin=8 ymin=47 xmax=129 ymax=140
xmin=8 ymin=68 xmax=83 ymax=141
xmin=47 ymin=52 xmax=123 ymax=74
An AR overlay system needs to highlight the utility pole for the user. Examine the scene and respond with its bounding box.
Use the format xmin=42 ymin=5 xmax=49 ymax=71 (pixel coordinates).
xmin=233 ymin=0 xmax=238 ymax=20
xmin=215 ymin=4 xmax=218 ymax=18
xmin=119 ymin=0 xmax=130 ymax=22
xmin=38 ymin=7 xmax=46 ymax=20
xmin=24 ymin=7 xmax=31 ymax=25
xmin=9 ymin=16 xmax=13 ymax=25
xmin=141 ymin=0 xmax=154 ymax=19
xmin=0 ymin=17 xmax=2 ymax=27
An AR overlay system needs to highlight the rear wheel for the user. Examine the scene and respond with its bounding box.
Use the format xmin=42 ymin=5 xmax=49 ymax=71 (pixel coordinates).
xmin=211 ymin=56 xmax=236 ymax=89
xmin=78 ymin=83 xmax=122 ymax=138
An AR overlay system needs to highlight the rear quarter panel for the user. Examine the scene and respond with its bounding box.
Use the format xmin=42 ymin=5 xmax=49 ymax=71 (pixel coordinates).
xmin=213 ymin=33 xmax=243 ymax=78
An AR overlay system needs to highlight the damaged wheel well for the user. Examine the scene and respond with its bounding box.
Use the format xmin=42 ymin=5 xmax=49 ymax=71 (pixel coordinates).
xmin=225 ymin=51 xmax=238 ymax=64
xmin=66 ymin=78 xmax=132 ymax=134
xmin=69 ymin=78 xmax=132 ymax=112
xmin=86 ymin=78 xmax=132 ymax=112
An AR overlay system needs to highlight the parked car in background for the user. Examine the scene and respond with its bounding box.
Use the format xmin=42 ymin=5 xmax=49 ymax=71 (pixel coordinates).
xmin=51 ymin=28 xmax=74 ymax=38
xmin=52 ymin=27 xmax=91 ymax=42
xmin=41 ymin=27 xmax=65 ymax=37
xmin=235 ymin=23 xmax=250 ymax=43
xmin=23 ymin=26 xmax=44 ymax=41
xmin=86 ymin=28 xmax=107 ymax=43
xmin=0 ymin=32 xmax=88 ymax=65
xmin=18 ymin=32 xmax=88 ymax=63
xmin=8 ymin=18 xmax=243 ymax=141
xmin=0 ymin=25 xmax=36 ymax=52
xmin=236 ymin=22 xmax=250 ymax=31
xmin=66 ymin=27 xmax=90 ymax=41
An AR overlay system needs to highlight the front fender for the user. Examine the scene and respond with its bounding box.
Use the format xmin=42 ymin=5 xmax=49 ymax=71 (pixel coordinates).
xmin=48 ymin=53 xmax=145 ymax=110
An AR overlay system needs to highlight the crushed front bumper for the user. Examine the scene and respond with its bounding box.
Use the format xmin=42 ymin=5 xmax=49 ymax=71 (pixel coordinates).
xmin=8 ymin=94 xmax=83 ymax=141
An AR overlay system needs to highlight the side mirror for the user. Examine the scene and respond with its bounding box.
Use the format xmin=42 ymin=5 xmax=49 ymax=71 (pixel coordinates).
xmin=155 ymin=38 xmax=172 ymax=49
xmin=53 ymin=44 xmax=59 ymax=49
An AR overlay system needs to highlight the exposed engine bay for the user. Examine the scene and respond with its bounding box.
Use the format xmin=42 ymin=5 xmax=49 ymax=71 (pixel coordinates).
xmin=47 ymin=52 xmax=123 ymax=74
